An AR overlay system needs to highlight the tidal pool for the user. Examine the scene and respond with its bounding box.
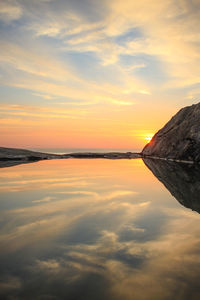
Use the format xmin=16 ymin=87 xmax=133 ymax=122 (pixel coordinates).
xmin=0 ymin=158 xmax=199 ymax=300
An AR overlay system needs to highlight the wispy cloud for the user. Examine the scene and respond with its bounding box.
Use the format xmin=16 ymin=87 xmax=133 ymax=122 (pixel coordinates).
xmin=0 ymin=0 xmax=199 ymax=148
xmin=0 ymin=0 xmax=22 ymax=22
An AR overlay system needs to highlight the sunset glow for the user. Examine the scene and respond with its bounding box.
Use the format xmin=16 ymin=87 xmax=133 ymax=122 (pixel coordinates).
xmin=0 ymin=0 xmax=199 ymax=150
xmin=144 ymin=134 xmax=154 ymax=143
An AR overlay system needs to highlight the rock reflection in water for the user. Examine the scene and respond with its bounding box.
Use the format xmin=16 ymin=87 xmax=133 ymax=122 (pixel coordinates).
xmin=143 ymin=158 xmax=200 ymax=213
xmin=0 ymin=159 xmax=200 ymax=300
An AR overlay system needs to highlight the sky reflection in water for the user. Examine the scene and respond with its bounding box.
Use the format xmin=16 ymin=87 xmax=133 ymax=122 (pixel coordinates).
xmin=0 ymin=159 xmax=200 ymax=300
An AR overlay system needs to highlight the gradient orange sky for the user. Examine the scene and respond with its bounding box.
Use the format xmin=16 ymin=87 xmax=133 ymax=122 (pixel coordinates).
xmin=0 ymin=0 xmax=199 ymax=150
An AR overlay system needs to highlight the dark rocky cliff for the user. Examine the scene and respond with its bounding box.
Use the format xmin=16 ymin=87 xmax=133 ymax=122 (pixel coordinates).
xmin=143 ymin=158 xmax=200 ymax=213
xmin=142 ymin=102 xmax=200 ymax=162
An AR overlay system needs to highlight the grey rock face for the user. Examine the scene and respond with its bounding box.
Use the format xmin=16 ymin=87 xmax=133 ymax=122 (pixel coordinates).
xmin=142 ymin=102 xmax=200 ymax=162
xmin=143 ymin=158 xmax=200 ymax=213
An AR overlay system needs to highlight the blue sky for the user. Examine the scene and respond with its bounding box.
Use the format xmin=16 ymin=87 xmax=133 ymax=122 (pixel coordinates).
xmin=0 ymin=0 xmax=200 ymax=149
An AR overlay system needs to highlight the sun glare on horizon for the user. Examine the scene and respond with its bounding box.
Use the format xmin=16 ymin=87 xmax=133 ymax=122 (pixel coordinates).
xmin=0 ymin=0 xmax=198 ymax=149
xmin=144 ymin=134 xmax=154 ymax=143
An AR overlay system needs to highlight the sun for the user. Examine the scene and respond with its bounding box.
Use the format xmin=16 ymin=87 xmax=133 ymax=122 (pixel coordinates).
xmin=144 ymin=134 xmax=154 ymax=143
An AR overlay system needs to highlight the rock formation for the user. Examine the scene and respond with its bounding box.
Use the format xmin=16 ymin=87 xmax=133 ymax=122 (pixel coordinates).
xmin=142 ymin=102 xmax=200 ymax=162
xmin=0 ymin=147 xmax=141 ymax=168
xmin=143 ymin=158 xmax=200 ymax=213
xmin=0 ymin=147 xmax=61 ymax=160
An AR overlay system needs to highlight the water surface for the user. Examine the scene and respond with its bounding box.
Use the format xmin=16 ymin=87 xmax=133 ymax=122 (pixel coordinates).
xmin=0 ymin=159 xmax=199 ymax=300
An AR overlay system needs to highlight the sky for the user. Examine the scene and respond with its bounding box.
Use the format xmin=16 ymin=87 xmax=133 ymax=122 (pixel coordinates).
xmin=0 ymin=0 xmax=200 ymax=150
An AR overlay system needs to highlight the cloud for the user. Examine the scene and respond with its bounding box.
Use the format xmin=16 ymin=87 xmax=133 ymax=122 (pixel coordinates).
xmin=57 ymin=0 xmax=200 ymax=87
xmin=32 ymin=93 xmax=58 ymax=100
xmin=187 ymin=86 xmax=200 ymax=100
xmin=0 ymin=63 xmax=143 ymax=106
xmin=0 ymin=41 xmax=73 ymax=81
xmin=0 ymin=103 xmax=90 ymax=120
xmin=1 ymin=0 xmax=199 ymax=92
xmin=0 ymin=2 xmax=153 ymax=110
xmin=1 ymin=156 xmax=200 ymax=298
xmin=27 ymin=214 xmax=200 ymax=299
xmin=106 ymin=0 xmax=200 ymax=87
xmin=36 ymin=259 xmax=60 ymax=273
xmin=0 ymin=276 xmax=21 ymax=292
xmin=32 ymin=196 xmax=56 ymax=203
xmin=0 ymin=0 xmax=199 ymax=149
xmin=0 ymin=0 xmax=22 ymax=22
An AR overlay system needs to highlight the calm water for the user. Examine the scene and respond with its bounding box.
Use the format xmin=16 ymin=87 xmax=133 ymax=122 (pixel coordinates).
xmin=0 ymin=158 xmax=199 ymax=300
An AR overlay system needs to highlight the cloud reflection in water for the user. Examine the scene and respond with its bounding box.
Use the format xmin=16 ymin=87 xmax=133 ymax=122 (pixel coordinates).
xmin=0 ymin=159 xmax=199 ymax=300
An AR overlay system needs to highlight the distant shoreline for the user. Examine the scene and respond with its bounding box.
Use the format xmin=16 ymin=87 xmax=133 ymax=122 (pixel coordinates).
xmin=0 ymin=147 xmax=197 ymax=169
xmin=31 ymin=147 xmax=140 ymax=155
xmin=0 ymin=146 xmax=142 ymax=168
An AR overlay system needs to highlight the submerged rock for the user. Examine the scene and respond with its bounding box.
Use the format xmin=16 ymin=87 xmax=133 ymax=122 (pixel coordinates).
xmin=142 ymin=102 xmax=200 ymax=162
xmin=143 ymin=158 xmax=200 ymax=213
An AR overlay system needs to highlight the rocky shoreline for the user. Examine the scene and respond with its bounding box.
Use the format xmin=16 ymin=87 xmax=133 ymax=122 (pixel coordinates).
xmin=0 ymin=147 xmax=142 ymax=168
xmin=142 ymin=102 xmax=200 ymax=162
xmin=1 ymin=145 xmax=199 ymax=169
xmin=141 ymin=154 xmax=196 ymax=164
